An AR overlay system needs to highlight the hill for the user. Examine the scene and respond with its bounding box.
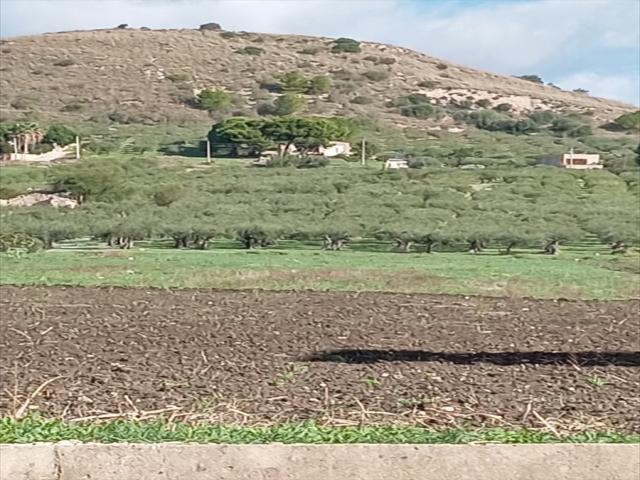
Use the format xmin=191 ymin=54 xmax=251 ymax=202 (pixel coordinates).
xmin=0 ymin=28 xmax=635 ymax=129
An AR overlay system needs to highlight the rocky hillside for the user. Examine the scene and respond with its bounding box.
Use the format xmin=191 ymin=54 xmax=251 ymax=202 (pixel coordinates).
xmin=0 ymin=28 xmax=635 ymax=129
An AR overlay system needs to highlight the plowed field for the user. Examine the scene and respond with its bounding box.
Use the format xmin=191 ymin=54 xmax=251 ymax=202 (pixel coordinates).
xmin=1 ymin=286 xmax=638 ymax=432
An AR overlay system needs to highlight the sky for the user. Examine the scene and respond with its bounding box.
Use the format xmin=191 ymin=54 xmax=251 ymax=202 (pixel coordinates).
xmin=1 ymin=0 xmax=639 ymax=105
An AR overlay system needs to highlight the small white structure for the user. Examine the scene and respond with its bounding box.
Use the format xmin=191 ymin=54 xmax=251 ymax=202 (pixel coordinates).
xmin=315 ymin=141 xmax=352 ymax=157
xmin=384 ymin=158 xmax=409 ymax=170
xmin=539 ymin=149 xmax=602 ymax=170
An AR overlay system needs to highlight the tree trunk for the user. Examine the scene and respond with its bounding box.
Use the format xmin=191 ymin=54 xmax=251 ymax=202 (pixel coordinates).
xmin=544 ymin=240 xmax=559 ymax=255
xmin=505 ymin=242 xmax=515 ymax=255
xmin=468 ymin=240 xmax=481 ymax=254
xmin=395 ymin=239 xmax=412 ymax=253
xmin=611 ymin=241 xmax=627 ymax=254
xmin=425 ymin=240 xmax=434 ymax=254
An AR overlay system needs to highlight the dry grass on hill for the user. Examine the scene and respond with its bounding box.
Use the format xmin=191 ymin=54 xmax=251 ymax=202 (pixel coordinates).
xmin=0 ymin=28 xmax=634 ymax=128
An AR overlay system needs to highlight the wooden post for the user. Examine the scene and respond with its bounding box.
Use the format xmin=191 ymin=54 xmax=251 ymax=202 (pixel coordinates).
xmin=75 ymin=136 xmax=81 ymax=160
xmin=361 ymin=138 xmax=366 ymax=166
xmin=206 ymin=139 xmax=212 ymax=164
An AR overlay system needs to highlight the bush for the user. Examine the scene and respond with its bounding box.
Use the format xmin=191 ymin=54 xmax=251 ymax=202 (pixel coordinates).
xmin=306 ymin=75 xmax=331 ymax=94
xmin=435 ymin=63 xmax=448 ymax=70
xmin=494 ymin=103 xmax=512 ymax=112
xmin=299 ymin=47 xmax=321 ymax=55
xmin=475 ymin=99 xmax=491 ymax=108
xmin=0 ymin=233 xmax=42 ymax=253
xmin=0 ymin=186 xmax=23 ymax=199
xmin=517 ymin=74 xmax=544 ymax=84
xmin=195 ymin=89 xmax=234 ymax=113
xmin=351 ymin=96 xmax=374 ymax=105
xmin=199 ymin=23 xmax=222 ymax=31
xmin=30 ymin=143 xmax=54 ymax=154
xmin=417 ymin=80 xmax=438 ymax=88
xmin=614 ymin=111 xmax=640 ymax=130
xmin=166 ymin=72 xmax=192 ymax=82
xmin=407 ymin=158 xmax=425 ymax=169
xmin=294 ymin=155 xmax=330 ymax=169
xmin=377 ymin=57 xmax=397 ymax=65
xmin=241 ymin=46 xmax=264 ymax=56
xmin=153 ymin=185 xmax=184 ymax=206
xmin=362 ymin=70 xmax=389 ymax=82
xmin=280 ymin=71 xmax=310 ymax=93
xmin=53 ymin=59 xmax=76 ymax=67
xmin=332 ymin=38 xmax=361 ymax=53
xmin=394 ymin=94 xmax=434 ymax=119
xmin=272 ymin=93 xmax=305 ymax=115
xmin=44 ymin=124 xmax=77 ymax=146
xmin=400 ymin=104 xmax=434 ymax=119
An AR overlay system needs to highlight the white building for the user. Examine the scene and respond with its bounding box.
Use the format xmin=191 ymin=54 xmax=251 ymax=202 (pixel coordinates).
xmin=315 ymin=141 xmax=352 ymax=157
xmin=538 ymin=150 xmax=602 ymax=170
xmin=384 ymin=158 xmax=409 ymax=170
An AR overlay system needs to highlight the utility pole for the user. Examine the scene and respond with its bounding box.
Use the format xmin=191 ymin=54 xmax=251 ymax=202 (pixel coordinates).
xmin=206 ymin=139 xmax=212 ymax=164
xmin=569 ymin=147 xmax=574 ymax=168
xmin=361 ymin=138 xmax=366 ymax=166
xmin=75 ymin=136 xmax=81 ymax=160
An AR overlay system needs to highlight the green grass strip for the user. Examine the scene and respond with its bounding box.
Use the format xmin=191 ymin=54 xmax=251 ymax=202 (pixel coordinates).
xmin=1 ymin=418 xmax=637 ymax=444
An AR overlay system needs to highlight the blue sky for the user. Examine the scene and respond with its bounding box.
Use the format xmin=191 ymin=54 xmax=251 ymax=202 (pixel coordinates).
xmin=1 ymin=0 xmax=638 ymax=104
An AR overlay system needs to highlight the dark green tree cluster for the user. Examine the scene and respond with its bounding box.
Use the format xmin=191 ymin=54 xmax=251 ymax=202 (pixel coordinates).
xmin=208 ymin=116 xmax=353 ymax=157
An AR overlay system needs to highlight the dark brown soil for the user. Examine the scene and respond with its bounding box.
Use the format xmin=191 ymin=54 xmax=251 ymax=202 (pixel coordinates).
xmin=1 ymin=286 xmax=638 ymax=432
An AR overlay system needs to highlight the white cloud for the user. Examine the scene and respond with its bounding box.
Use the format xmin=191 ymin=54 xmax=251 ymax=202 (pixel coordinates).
xmin=1 ymin=0 xmax=638 ymax=103
xmin=556 ymin=72 xmax=640 ymax=106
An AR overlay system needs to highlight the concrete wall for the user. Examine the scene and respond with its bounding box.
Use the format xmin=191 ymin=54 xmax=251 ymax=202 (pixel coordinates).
xmin=1 ymin=443 xmax=638 ymax=480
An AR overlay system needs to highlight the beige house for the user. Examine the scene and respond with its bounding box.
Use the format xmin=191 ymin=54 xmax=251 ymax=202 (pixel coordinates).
xmin=538 ymin=150 xmax=602 ymax=170
xmin=384 ymin=158 xmax=409 ymax=170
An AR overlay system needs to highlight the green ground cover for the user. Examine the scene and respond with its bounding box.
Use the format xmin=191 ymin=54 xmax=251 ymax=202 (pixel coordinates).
xmin=1 ymin=242 xmax=638 ymax=299
xmin=1 ymin=418 xmax=636 ymax=444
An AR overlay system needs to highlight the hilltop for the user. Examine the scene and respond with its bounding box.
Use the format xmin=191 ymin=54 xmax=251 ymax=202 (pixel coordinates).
xmin=0 ymin=28 xmax=635 ymax=130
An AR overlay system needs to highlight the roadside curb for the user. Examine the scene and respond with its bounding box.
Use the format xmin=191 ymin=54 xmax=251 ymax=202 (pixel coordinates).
xmin=1 ymin=443 xmax=639 ymax=480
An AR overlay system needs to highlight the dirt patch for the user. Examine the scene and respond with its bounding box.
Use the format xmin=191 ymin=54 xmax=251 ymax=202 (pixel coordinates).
xmin=0 ymin=286 xmax=638 ymax=433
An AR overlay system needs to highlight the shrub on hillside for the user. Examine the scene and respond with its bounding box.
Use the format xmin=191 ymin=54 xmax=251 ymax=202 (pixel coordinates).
xmin=272 ymin=93 xmax=306 ymax=115
xmin=53 ymin=58 xmax=76 ymax=67
xmin=362 ymin=70 xmax=389 ymax=82
xmin=166 ymin=72 xmax=192 ymax=83
xmin=153 ymin=185 xmax=184 ymax=207
xmin=331 ymin=38 xmax=361 ymax=53
xmin=417 ymin=80 xmax=438 ymax=88
xmin=306 ymin=75 xmax=331 ymax=94
xmin=299 ymin=46 xmax=321 ymax=55
xmin=241 ymin=46 xmax=264 ymax=56
xmin=351 ymin=96 xmax=374 ymax=105
xmin=377 ymin=57 xmax=397 ymax=65
xmin=517 ymin=74 xmax=544 ymax=84
xmin=394 ymin=93 xmax=435 ymax=119
xmin=195 ymin=89 xmax=234 ymax=113
xmin=494 ymin=103 xmax=512 ymax=112
xmin=614 ymin=111 xmax=640 ymax=130
xmin=435 ymin=63 xmax=448 ymax=70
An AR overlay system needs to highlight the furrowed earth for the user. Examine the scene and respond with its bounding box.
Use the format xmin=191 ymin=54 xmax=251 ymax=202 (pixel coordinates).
xmin=1 ymin=286 xmax=638 ymax=433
